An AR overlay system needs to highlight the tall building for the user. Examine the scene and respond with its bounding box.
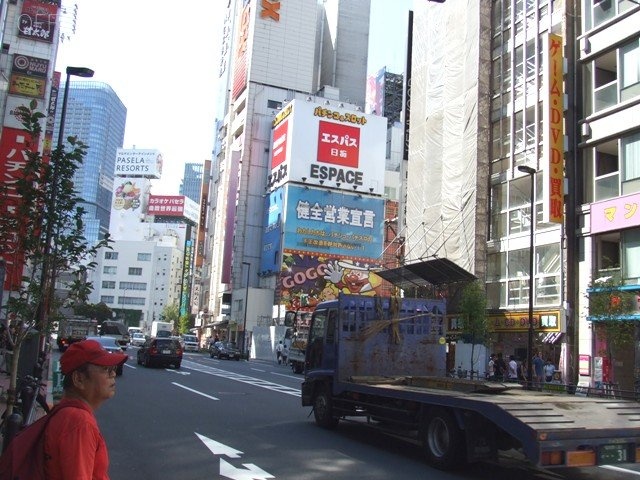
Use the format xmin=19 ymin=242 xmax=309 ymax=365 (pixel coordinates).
xmin=199 ymin=0 xmax=372 ymax=348
xmin=179 ymin=162 xmax=204 ymax=203
xmin=52 ymin=80 xmax=126 ymax=246
xmin=405 ymin=1 xmax=569 ymax=377
xmin=577 ymin=0 xmax=640 ymax=392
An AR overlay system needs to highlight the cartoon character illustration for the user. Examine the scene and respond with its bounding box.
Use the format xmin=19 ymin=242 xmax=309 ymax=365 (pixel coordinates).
xmin=323 ymin=260 xmax=381 ymax=295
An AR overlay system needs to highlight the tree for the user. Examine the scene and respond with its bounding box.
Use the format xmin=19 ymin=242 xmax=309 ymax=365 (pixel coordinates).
xmin=587 ymin=276 xmax=636 ymax=356
xmin=161 ymin=303 xmax=179 ymax=333
xmin=73 ymin=302 xmax=113 ymax=323
xmin=0 ymin=103 xmax=109 ymax=417
xmin=459 ymin=281 xmax=489 ymax=377
xmin=178 ymin=313 xmax=190 ymax=335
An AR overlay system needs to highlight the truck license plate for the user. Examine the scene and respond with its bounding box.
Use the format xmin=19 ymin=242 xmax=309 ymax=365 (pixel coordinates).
xmin=162 ymin=349 xmax=170 ymax=354
xmin=598 ymin=444 xmax=632 ymax=464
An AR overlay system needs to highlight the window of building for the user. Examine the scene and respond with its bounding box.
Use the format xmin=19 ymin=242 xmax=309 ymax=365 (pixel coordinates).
xmin=104 ymin=251 xmax=118 ymax=260
xmin=103 ymin=266 xmax=117 ymax=275
xmin=137 ymin=253 xmax=152 ymax=261
xmin=118 ymin=296 xmax=146 ymax=306
xmin=101 ymin=296 xmax=114 ymax=303
xmin=622 ymin=131 xmax=640 ymax=194
xmin=119 ymin=281 xmax=147 ymax=291
xmin=622 ymin=228 xmax=640 ymax=283
xmin=620 ymin=39 xmax=640 ymax=102
xmin=592 ymin=50 xmax=617 ymax=113
xmin=536 ymin=243 xmax=561 ymax=305
xmin=128 ymin=267 xmax=143 ymax=276
xmin=594 ymin=140 xmax=619 ymax=201
xmin=102 ymin=281 xmax=116 ymax=289
xmin=596 ymin=234 xmax=621 ymax=279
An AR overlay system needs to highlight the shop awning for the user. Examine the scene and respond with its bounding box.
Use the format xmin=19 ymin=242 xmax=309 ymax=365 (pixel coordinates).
xmin=541 ymin=332 xmax=563 ymax=344
xmin=374 ymin=257 xmax=476 ymax=288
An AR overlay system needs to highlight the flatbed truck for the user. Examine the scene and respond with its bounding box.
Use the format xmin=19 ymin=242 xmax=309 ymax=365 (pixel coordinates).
xmin=301 ymin=294 xmax=640 ymax=470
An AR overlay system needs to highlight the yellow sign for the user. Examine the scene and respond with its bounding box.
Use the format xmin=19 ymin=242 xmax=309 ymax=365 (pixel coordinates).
xmin=488 ymin=310 xmax=561 ymax=333
xmin=544 ymin=33 xmax=564 ymax=224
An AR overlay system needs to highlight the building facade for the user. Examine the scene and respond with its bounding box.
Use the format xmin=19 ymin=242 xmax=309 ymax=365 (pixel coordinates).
xmin=577 ymin=0 xmax=640 ymax=392
xmin=52 ymin=80 xmax=127 ymax=246
xmin=199 ymin=0 xmax=372 ymax=348
xmin=179 ymin=162 xmax=204 ymax=203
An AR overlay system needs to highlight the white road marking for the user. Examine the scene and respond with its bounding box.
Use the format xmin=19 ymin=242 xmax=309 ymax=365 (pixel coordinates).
xmin=172 ymin=382 xmax=219 ymax=400
xmin=251 ymin=368 xmax=266 ymax=372
xmin=600 ymin=465 xmax=640 ymax=476
xmin=184 ymin=361 xmax=301 ymax=397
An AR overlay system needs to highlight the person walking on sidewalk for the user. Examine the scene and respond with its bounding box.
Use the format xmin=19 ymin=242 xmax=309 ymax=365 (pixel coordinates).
xmin=276 ymin=341 xmax=283 ymax=364
xmin=44 ymin=339 xmax=128 ymax=479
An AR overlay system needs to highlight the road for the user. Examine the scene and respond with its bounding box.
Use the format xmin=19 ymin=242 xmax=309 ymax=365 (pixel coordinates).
xmin=90 ymin=349 xmax=640 ymax=479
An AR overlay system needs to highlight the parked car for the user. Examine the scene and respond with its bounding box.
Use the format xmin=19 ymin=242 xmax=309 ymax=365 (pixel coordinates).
xmin=137 ymin=338 xmax=183 ymax=369
xmin=85 ymin=336 xmax=126 ymax=376
xmin=130 ymin=332 xmax=146 ymax=347
xmin=209 ymin=341 xmax=241 ymax=360
xmin=181 ymin=334 xmax=199 ymax=352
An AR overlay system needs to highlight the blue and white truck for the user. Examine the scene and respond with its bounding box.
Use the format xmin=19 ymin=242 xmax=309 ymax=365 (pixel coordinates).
xmin=301 ymin=293 xmax=640 ymax=470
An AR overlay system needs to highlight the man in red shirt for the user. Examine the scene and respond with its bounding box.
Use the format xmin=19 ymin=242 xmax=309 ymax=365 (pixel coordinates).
xmin=44 ymin=339 xmax=128 ymax=479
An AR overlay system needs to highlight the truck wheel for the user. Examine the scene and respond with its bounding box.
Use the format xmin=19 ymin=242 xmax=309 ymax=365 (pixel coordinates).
xmin=423 ymin=407 xmax=464 ymax=470
xmin=313 ymin=385 xmax=338 ymax=429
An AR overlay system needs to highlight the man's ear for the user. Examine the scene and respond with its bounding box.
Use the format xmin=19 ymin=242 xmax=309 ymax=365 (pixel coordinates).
xmin=72 ymin=368 xmax=88 ymax=390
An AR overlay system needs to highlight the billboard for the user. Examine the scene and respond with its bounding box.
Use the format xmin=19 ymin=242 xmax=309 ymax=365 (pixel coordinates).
xmin=543 ymin=33 xmax=564 ymax=224
xmin=3 ymin=96 xmax=46 ymax=130
xmin=283 ymin=185 xmax=384 ymax=262
xmin=114 ymin=148 xmax=163 ymax=178
xmin=268 ymin=100 xmax=387 ymax=194
xmin=148 ymin=195 xmax=199 ymax=224
xmin=18 ymin=0 xmax=59 ymax=43
xmin=591 ymin=192 xmax=640 ymax=234
xmin=260 ymin=187 xmax=284 ymax=275
xmin=109 ymin=177 xmax=150 ymax=240
xmin=279 ymin=251 xmax=384 ymax=311
xmin=0 ymin=127 xmax=40 ymax=290
xmin=231 ymin=0 xmax=250 ymax=100
xmin=365 ymin=67 xmax=385 ymax=116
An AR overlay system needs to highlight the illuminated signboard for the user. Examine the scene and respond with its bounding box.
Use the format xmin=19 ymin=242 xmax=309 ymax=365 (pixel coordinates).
xmin=268 ymin=100 xmax=386 ymax=194
xmin=543 ymin=33 xmax=564 ymax=224
xmin=283 ymin=185 xmax=384 ymax=261
xmin=115 ymin=148 xmax=163 ymax=179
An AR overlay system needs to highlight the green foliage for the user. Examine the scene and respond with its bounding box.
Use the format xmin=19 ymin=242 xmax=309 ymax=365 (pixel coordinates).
xmin=459 ymin=281 xmax=488 ymax=345
xmin=73 ymin=302 xmax=113 ymax=323
xmin=162 ymin=303 xmax=180 ymax=324
xmin=587 ymin=277 xmax=636 ymax=349
xmin=0 ymin=104 xmax=109 ymax=415
xmin=178 ymin=313 xmax=191 ymax=335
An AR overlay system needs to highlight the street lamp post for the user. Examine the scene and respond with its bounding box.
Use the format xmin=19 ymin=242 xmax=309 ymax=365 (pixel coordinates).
xmin=36 ymin=66 xmax=94 ymax=331
xmin=241 ymin=261 xmax=251 ymax=358
xmin=518 ymin=165 xmax=536 ymax=388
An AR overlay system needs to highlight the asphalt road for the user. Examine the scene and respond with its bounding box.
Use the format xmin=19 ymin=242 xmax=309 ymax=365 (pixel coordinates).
xmin=89 ymin=350 xmax=640 ymax=480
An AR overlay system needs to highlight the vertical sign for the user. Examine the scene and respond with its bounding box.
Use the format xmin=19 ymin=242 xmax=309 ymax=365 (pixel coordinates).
xmin=543 ymin=33 xmax=564 ymax=224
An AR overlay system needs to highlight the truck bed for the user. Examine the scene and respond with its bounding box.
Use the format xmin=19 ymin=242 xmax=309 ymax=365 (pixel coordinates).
xmin=342 ymin=375 xmax=640 ymax=463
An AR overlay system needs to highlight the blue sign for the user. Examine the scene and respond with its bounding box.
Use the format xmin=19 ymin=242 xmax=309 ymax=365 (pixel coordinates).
xmin=283 ymin=185 xmax=384 ymax=261
xmin=260 ymin=188 xmax=283 ymax=275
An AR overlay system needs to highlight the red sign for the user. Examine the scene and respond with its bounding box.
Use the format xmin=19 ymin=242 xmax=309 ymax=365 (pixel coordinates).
xmin=317 ymin=121 xmax=360 ymax=168
xmin=271 ymin=120 xmax=288 ymax=168
xmin=18 ymin=0 xmax=58 ymax=43
xmin=0 ymin=127 xmax=40 ymax=290
xmin=147 ymin=195 xmax=186 ymax=216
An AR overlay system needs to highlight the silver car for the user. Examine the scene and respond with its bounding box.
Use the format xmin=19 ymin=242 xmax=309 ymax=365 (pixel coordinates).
xmin=85 ymin=336 xmax=127 ymax=375
xmin=130 ymin=332 xmax=146 ymax=347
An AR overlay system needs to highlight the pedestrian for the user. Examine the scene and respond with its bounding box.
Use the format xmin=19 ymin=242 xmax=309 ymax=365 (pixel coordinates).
xmin=276 ymin=340 xmax=283 ymax=364
xmin=281 ymin=343 xmax=289 ymax=366
xmin=494 ymin=353 xmax=507 ymax=381
xmin=507 ymin=355 xmax=519 ymax=382
xmin=487 ymin=354 xmax=496 ymax=380
xmin=533 ymin=352 xmax=545 ymax=389
xmin=44 ymin=339 xmax=128 ymax=479
xmin=544 ymin=359 xmax=555 ymax=383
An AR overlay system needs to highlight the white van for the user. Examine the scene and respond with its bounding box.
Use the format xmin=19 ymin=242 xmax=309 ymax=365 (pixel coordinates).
xmin=181 ymin=334 xmax=199 ymax=352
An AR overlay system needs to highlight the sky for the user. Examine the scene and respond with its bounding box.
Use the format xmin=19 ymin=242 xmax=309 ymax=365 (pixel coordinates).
xmin=55 ymin=0 xmax=413 ymax=195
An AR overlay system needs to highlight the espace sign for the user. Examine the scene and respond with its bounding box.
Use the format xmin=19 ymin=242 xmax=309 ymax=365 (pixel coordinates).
xmin=268 ymin=99 xmax=386 ymax=194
